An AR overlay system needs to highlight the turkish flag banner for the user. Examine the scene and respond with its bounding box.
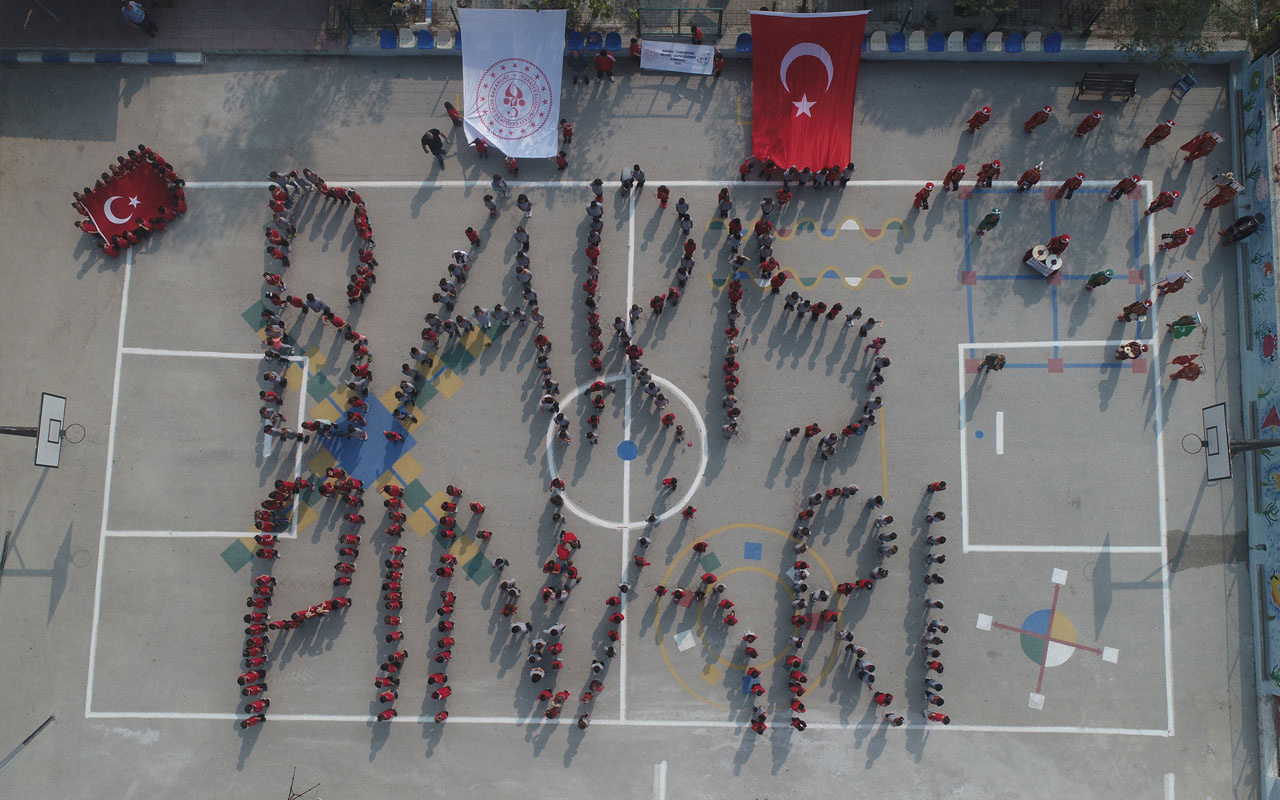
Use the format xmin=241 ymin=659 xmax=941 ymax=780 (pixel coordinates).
xmin=751 ymin=10 xmax=869 ymax=170
xmin=82 ymin=166 xmax=174 ymax=240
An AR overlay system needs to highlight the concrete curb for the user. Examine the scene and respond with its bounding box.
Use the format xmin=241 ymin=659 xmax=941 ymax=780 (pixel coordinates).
xmin=0 ymin=49 xmax=203 ymax=65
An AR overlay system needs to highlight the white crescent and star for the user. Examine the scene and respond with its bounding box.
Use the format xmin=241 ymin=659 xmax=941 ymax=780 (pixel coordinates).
xmin=103 ymin=195 xmax=140 ymax=225
xmin=779 ymin=43 xmax=834 ymax=118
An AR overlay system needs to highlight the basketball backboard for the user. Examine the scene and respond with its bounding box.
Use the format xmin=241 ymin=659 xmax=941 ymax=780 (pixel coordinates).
xmin=1202 ymin=402 xmax=1231 ymax=481
xmin=35 ymin=392 xmax=66 ymax=468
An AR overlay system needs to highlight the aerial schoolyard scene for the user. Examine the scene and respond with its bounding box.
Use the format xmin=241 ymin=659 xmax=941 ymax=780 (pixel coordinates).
xmin=0 ymin=1 xmax=1277 ymax=798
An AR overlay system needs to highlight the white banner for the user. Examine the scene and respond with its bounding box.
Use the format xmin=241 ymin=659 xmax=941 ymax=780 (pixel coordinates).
xmin=640 ymin=40 xmax=715 ymax=75
xmin=459 ymin=9 xmax=566 ymax=158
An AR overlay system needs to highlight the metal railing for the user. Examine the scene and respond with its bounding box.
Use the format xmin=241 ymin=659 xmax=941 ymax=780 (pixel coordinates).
xmin=636 ymin=7 xmax=725 ymax=38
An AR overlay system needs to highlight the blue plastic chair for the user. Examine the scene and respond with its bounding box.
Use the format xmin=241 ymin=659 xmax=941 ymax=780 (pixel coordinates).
xmin=379 ymin=29 xmax=397 ymax=49
xmin=1004 ymin=32 xmax=1022 ymax=52
xmin=1044 ymin=32 xmax=1062 ymax=52
xmin=735 ymin=32 xmax=752 ymax=53
xmin=454 ymin=30 xmax=462 ymax=50
xmin=567 ymin=31 xmax=585 ymax=51
xmin=605 ymin=31 xmax=622 ymax=51
xmin=888 ymin=32 xmax=906 ymax=52
xmin=966 ymin=32 xmax=983 ymax=52
xmin=861 ymin=35 xmax=867 ymax=52
xmin=585 ymin=31 xmax=604 ymax=51
xmin=416 ymin=30 xmax=434 ymax=49
xmin=927 ymin=32 xmax=944 ymax=51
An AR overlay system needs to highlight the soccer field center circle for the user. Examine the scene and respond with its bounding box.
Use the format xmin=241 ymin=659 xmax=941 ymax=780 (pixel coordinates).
xmin=656 ymin=523 xmax=842 ymax=709
xmin=544 ymin=372 xmax=709 ymax=530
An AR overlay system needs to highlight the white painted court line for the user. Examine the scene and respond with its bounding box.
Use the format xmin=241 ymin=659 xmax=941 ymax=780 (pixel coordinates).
xmin=617 ymin=189 xmax=638 ymax=724
xmin=78 ymin=709 xmax=1173 ymax=735
xmin=1163 ymin=772 xmax=1174 ymax=800
xmin=618 ymin=529 xmax=630 ymax=724
xmin=1143 ymin=183 xmax=1176 ymax=738
xmin=966 ymin=544 xmax=1163 ymax=554
xmin=654 ymin=761 xmax=667 ymax=800
xmin=105 ymin=530 xmax=257 ymax=539
xmin=995 ymin=410 xmax=1004 ymax=455
xmin=86 ymin=249 xmax=133 ymax=718
xmin=965 ymin=338 xmax=1154 ymax=350
xmin=957 ymin=343 xmax=971 ymax=553
xmin=185 ymin=179 xmax=1139 ymax=191
xmin=120 ymin=347 xmax=284 ymax=360
xmin=975 ymin=613 xmax=993 ymax=630
xmin=545 ymin=374 xmax=708 ymax=530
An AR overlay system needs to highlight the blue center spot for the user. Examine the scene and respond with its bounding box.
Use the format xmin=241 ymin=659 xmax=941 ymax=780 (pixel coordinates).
xmin=975 ymin=430 xmax=984 ymax=438
xmin=743 ymin=542 xmax=763 ymax=560
xmin=617 ymin=440 xmax=638 ymax=461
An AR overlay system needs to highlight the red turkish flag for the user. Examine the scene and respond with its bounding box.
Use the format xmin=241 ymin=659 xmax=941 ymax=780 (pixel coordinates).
xmin=751 ymin=11 xmax=868 ymax=170
xmin=82 ymin=166 xmax=174 ymax=240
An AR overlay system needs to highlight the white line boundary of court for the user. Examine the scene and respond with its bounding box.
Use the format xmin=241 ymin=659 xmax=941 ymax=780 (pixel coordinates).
xmin=1144 ymin=183 xmax=1175 ymax=736
xmin=958 ymin=338 xmax=1156 ymax=554
xmin=185 ymin=179 xmax=1133 ymax=191
xmin=86 ymin=249 xmax=132 ymax=718
xmin=618 ymin=188 xmax=637 ymax=724
xmin=78 ymin=709 xmax=1171 ymax=735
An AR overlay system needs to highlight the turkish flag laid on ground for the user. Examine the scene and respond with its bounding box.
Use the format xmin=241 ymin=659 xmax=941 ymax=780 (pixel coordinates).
xmin=82 ymin=166 xmax=174 ymax=240
xmin=751 ymin=10 xmax=869 ymax=170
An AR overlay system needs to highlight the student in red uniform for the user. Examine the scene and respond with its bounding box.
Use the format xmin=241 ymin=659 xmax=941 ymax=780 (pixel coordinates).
xmin=965 ymin=105 xmax=991 ymax=134
xmin=1023 ymin=105 xmax=1052 ymax=134
xmin=1073 ymin=110 xmax=1102 ymax=137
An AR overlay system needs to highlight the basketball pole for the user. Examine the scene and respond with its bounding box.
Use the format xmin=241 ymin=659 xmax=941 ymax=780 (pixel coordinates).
xmin=1229 ymin=438 xmax=1280 ymax=456
xmin=0 ymin=426 xmax=39 ymax=438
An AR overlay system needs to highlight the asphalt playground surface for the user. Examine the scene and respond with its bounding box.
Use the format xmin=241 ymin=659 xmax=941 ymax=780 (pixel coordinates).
xmin=0 ymin=55 xmax=1259 ymax=799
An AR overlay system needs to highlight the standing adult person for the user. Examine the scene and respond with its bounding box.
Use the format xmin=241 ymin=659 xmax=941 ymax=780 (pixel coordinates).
xmin=568 ymin=50 xmax=589 ymax=85
xmin=121 ymin=1 xmax=159 ymax=35
xmin=421 ymin=129 xmax=447 ymax=168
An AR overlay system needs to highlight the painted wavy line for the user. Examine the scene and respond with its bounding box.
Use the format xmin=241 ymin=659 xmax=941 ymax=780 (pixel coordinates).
xmin=706 ymin=216 xmax=911 ymax=242
xmin=708 ymin=266 xmax=911 ymax=291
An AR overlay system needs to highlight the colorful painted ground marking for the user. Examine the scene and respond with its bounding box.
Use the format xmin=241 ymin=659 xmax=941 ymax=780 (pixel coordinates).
xmin=975 ymin=568 xmax=1117 ymax=710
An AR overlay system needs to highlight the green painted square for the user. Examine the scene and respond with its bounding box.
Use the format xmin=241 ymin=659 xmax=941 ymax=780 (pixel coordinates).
xmin=415 ymin=379 xmax=439 ymax=403
xmin=220 ymin=540 xmax=253 ymax=572
xmin=464 ymin=553 xmax=495 ymax=584
xmin=242 ymin=300 xmax=268 ymax=330
xmin=401 ymin=478 xmax=430 ymax=511
xmin=307 ymin=370 xmax=336 ymax=402
xmin=485 ymin=322 xmax=511 ymax=343
xmin=297 ymin=486 xmax=319 ymax=506
xmin=707 ymin=219 xmax=726 ymax=231
xmin=700 ymin=552 xmax=722 ymax=572
xmin=439 ymin=344 xmax=477 ymax=372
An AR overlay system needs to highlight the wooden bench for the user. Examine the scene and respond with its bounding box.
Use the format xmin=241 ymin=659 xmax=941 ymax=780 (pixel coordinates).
xmin=1075 ymin=72 xmax=1138 ymax=102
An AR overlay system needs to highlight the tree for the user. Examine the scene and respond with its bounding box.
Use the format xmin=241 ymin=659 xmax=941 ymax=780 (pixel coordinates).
xmin=1109 ymin=0 xmax=1267 ymax=71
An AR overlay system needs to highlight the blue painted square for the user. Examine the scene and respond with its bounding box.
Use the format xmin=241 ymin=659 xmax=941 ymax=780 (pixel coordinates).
xmin=743 ymin=542 xmax=763 ymax=561
xmin=322 ymin=396 xmax=416 ymax=488
xmin=741 ymin=674 xmax=759 ymax=694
